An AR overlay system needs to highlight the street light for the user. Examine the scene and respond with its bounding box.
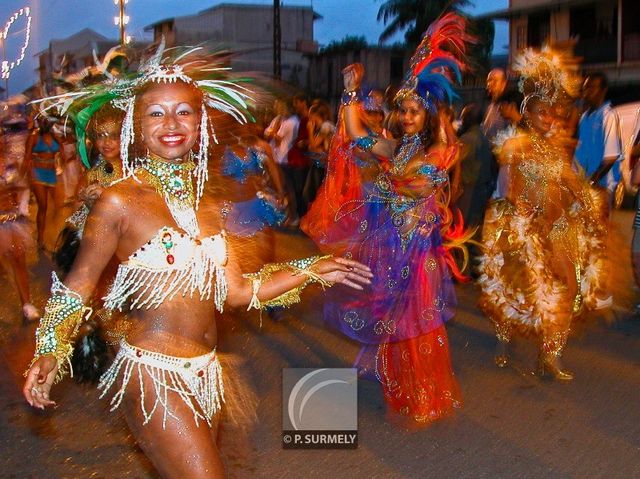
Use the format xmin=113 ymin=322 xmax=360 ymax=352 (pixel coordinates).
xmin=113 ymin=0 xmax=130 ymax=46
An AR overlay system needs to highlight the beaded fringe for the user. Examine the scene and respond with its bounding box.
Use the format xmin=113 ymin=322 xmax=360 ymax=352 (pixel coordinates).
xmin=103 ymin=235 xmax=228 ymax=312
xmin=98 ymin=340 xmax=224 ymax=429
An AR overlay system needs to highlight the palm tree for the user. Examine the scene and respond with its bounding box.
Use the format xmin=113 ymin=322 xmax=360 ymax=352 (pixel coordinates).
xmin=377 ymin=0 xmax=471 ymax=46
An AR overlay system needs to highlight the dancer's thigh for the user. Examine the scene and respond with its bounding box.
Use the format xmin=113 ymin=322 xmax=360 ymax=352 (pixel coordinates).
xmin=121 ymin=371 xmax=224 ymax=479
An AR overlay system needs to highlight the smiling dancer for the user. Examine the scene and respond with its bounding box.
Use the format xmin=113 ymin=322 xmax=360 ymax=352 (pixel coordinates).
xmin=303 ymin=14 xmax=472 ymax=425
xmin=22 ymin=45 xmax=371 ymax=478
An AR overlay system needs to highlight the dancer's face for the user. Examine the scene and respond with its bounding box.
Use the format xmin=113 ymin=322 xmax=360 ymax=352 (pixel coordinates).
xmin=526 ymin=100 xmax=553 ymax=135
xmin=398 ymin=99 xmax=426 ymax=136
xmin=139 ymin=81 xmax=201 ymax=161
xmin=94 ymin=123 xmax=121 ymax=162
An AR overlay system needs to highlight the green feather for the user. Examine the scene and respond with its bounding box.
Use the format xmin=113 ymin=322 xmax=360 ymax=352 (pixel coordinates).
xmin=73 ymin=93 xmax=117 ymax=168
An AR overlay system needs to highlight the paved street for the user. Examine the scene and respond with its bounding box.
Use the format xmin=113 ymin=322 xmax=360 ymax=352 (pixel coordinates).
xmin=1 ymin=212 xmax=639 ymax=479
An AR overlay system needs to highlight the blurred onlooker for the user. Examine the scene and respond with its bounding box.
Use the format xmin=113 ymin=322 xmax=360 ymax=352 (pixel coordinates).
xmin=264 ymin=98 xmax=299 ymax=223
xmin=498 ymin=90 xmax=523 ymax=128
xmin=24 ymin=117 xmax=63 ymax=249
xmin=383 ymin=85 xmax=401 ymax=139
xmin=303 ymin=100 xmax=335 ymax=207
xmin=54 ymin=123 xmax=82 ymax=206
xmin=630 ymin=129 xmax=640 ymax=292
xmin=362 ymin=91 xmax=392 ymax=139
xmin=286 ymin=93 xmax=311 ymax=220
xmin=382 ymin=84 xmax=397 ymax=118
xmin=482 ymin=68 xmax=509 ymax=143
xmin=482 ymin=69 xmax=521 ymax=199
xmin=0 ymin=120 xmax=40 ymax=321
xmin=574 ymin=71 xmax=623 ymax=207
xmin=455 ymin=103 xmax=495 ymax=231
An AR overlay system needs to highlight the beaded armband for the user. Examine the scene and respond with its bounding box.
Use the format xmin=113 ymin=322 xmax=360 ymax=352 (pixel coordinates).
xmin=244 ymin=255 xmax=333 ymax=310
xmin=26 ymin=273 xmax=92 ymax=383
xmin=353 ymin=136 xmax=378 ymax=152
xmin=341 ymin=89 xmax=360 ymax=107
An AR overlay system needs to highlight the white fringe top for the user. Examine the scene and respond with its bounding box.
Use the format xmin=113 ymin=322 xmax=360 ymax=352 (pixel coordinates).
xmin=103 ymin=226 xmax=228 ymax=312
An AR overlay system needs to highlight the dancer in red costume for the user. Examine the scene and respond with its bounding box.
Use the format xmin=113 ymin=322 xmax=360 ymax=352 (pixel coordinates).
xmin=302 ymin=14 xmax=472 ymax=425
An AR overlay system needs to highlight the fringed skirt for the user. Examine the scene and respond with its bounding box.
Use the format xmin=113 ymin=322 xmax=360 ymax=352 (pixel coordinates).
xmin=477 ymin=198 xmax=610 ymax=338
xmin=98 ymin=340 xmax=224 ymax=429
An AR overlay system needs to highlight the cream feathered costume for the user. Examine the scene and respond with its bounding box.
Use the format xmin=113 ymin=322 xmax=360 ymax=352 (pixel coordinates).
xmin=477 ymin=47 xmax=611 ymax=373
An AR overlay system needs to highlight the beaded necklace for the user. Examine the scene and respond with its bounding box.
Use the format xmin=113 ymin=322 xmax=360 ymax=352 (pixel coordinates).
xmin=391 ymin=133 xmax=422 ymax=174
xmin=137 ymin=154 xmax=200 ymax=237
xmin=138 ymin=154 xmax=196 ymax=204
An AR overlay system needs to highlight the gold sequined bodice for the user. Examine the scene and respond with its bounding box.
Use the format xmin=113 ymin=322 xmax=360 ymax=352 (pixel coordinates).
xmin=510 ymin=134 xmax=570 ymax=215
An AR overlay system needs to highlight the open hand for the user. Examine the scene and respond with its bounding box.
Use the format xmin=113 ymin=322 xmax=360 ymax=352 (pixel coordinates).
xmin=23 ymin=355 xmax=58 ymax=410
xmin=311 ymin=256 xmax=372 ymax=290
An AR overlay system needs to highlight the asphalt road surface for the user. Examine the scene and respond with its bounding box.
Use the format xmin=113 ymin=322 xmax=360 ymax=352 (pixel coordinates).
xmin=1 ymin=212 xmax=639 ymax=479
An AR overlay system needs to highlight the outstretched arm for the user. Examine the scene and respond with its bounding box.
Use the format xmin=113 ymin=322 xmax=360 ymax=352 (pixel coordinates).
xmin=23 ymin=189 xmax=125 ymax=409
xmin=224 ymin=246 xmax=372 ymax=310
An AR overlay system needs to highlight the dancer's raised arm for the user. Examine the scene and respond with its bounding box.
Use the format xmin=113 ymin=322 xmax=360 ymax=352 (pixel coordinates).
xmin=341 ymin=64 xmax=395 ymax=158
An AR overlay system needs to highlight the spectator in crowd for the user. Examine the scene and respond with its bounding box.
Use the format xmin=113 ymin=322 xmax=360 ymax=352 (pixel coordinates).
xmin=24 ymin=117 xmax=63 ymax=250
xmin=455 ymin=103 xmax=495 ymax=232
xmin=574 ymin=72 xmax=623 ymax=208
xmin=362 ymin=90 xmax=392 ymax=139
xmin=498 ymin=90 xmax=523 ymax=129
xmin=264 ymin=98 xmax=299 ymax=224
xmin=303 ymin=100 xmax=335 ymax=207
xmin=286 ymin=93 xmax=311 ymax=220
xmin=482 ymin=68 xmax=509 ymax=144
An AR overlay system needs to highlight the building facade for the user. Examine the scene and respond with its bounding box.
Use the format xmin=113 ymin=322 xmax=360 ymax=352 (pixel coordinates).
xmin=144 ymin=3 xmax=320 ymax=87
xmin=481 ymin=0 xmax=640 ymax=102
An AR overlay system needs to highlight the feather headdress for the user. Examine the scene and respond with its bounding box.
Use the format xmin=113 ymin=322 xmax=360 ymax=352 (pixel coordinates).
xmin=32 ymin=41 xmax=256 ymax=207
xmin=513 ymin=45 xmax=581 ymax=113
xmin=395 ymin=13 xmax=472 ymax=113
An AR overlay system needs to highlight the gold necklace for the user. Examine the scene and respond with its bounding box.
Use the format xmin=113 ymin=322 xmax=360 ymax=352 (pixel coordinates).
xmin=138 ymin=153 xmax=196 ymax=205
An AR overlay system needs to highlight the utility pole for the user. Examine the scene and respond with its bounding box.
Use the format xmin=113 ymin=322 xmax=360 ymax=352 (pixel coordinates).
xmin=273 ymin=0 xmax=281 ymax=79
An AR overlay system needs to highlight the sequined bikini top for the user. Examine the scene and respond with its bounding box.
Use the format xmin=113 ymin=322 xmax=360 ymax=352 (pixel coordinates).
xmin=103 ymin=226 xmax=228 ymax=313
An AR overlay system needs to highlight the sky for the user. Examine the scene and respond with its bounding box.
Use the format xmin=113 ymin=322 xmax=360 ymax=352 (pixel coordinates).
xmin=0 ymin=0 xmax=508 ymax=95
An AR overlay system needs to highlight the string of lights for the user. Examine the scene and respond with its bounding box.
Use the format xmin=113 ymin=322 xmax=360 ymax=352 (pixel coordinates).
xmin=1 ymin=7 xmax=32 ymax=80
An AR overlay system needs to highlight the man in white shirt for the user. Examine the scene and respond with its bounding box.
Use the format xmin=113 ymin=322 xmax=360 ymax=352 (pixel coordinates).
xmin=574 ymin=72 xmax=622 ymax=202
xmin=264 ymin=98 xmax=299 ymax=167
xmin=264 ymin=98 xmax=299 ymax=225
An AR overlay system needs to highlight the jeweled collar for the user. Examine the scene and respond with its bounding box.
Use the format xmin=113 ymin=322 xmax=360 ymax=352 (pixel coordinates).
xmin=137 ymin=153 xmax=196 ymax=204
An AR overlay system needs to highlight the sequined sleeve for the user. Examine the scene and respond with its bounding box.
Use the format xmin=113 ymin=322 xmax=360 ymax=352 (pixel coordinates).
xmin=26 ymin=273 xmax=93 ymax=383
